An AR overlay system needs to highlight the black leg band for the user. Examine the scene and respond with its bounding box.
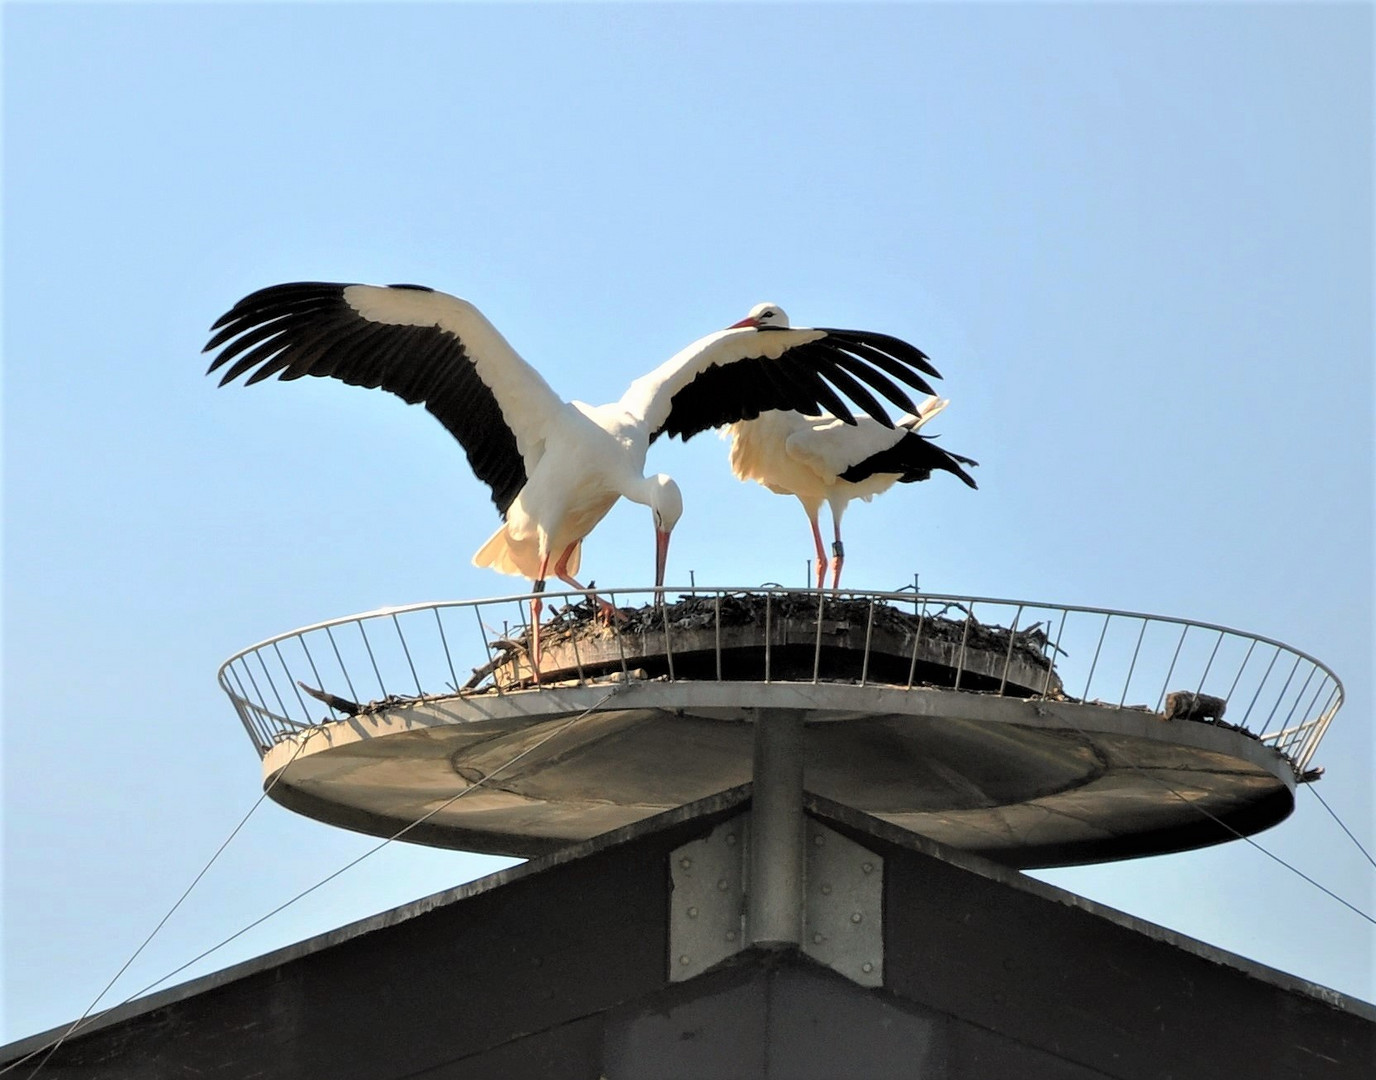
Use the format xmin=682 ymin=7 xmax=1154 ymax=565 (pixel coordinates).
xmin=832 ymin=541 xmax=845 ymax=558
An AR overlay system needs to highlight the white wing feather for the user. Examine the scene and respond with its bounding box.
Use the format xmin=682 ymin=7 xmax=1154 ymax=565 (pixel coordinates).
xmin=619 ymin=326 xmax=829 ymax=435
xmin=342 ymin=285 xmax=567 ymax=470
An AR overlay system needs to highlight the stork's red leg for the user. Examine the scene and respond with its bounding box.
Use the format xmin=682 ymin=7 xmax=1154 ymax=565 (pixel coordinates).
xmin=554 ymin=543 xmax=620 ymax=623
xmin=830 ymin=517 xmax=845 ymax=590
xmin=530 ymin=556 xmax=550 ymax=685
xmin=809 ymin=513 xmax=827 ymax=590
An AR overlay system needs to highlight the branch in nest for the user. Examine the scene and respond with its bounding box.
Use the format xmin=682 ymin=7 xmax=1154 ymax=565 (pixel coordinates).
xmin=298 ymin=681 xmax=362 ymax=716
xmin=462 ymin=637 xmax=526 ymax=691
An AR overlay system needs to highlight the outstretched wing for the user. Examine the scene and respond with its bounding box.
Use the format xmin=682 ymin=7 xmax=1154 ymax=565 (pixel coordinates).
xmin=623 ymin=323 xmax=942 ymax=444
xmin=204 ymin=282 xmax=566 ymax=515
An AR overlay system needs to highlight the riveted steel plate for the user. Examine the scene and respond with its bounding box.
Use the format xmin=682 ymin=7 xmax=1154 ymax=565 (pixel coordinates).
xmin=669 ymin=815 xmax=748 ymax=981
xmin=803 ymin=822 xmax=884 ymax=986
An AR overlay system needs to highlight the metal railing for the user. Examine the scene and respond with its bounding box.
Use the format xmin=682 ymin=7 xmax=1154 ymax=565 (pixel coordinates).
xmin=216 ymin=587 xmax=1343 ymax=777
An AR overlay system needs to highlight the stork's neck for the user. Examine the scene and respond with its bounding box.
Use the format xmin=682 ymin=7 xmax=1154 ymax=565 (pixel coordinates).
xmin=620 ymin=473 xmax=663 ymax=507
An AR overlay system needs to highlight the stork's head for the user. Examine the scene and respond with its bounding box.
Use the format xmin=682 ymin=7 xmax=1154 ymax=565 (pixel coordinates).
xmin=729 ymin=302 xmax=790 ymax=330
xmin=648 ymin=475 xmax=683 ymax=587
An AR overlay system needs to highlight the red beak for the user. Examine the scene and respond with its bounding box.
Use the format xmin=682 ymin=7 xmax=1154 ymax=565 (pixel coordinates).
xmin=727 ymin=315 xmax=759 ymax=329
xmin=654 ymin=529 xmax=671 ymax=587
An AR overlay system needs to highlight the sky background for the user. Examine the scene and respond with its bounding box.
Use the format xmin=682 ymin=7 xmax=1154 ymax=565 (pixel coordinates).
xmin=3 ymin=1 xmax=1372 ymax=1047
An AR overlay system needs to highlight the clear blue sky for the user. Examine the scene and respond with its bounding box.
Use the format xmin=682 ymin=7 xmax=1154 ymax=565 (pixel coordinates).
xmin=3 ymin=2 xmax=1372 ymax=1044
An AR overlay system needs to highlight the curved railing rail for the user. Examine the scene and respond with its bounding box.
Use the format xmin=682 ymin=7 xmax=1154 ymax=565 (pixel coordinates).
xmin=216 ymin=587 xmax=1343 ymax=778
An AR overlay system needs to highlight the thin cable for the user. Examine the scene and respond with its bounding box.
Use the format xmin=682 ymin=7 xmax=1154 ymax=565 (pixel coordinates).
xmin=1052 ymin=713 xmax=1376 ymax=927
xmin=6 ymin=729 xmax=322 ymax=1079
xmin=1222 ymin=821 xmax=1375 ymax=925
xmin=14 ymin=686 xmax=620 ymax=1076
xmin=116 ymin=686 xmax=620 ymax=999
xmin=1308 ymin=786 xmax=1376 ymax=871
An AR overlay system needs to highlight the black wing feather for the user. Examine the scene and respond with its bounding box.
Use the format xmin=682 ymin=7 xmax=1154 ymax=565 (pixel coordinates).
xmin=806 ymin=361 xmax=892 ymax=430
xmin=655 ymin=324 xmax=941 ymax=443
xmin=839 ymin=432 xmax=979 ymax=489
xmin=822 ymin=329 xmax=942 ymax=380
xmin=204 ymin=282 xmax=527 ymax=515
xmin=818 ymin=344 xmax=920 ymax=415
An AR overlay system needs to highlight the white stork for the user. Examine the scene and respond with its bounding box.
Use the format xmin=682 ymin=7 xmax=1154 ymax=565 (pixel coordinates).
xmin=726 ymin=396 xmax=978 ymax=590
xmin=204 ymin=287 xmax=942 ymax=673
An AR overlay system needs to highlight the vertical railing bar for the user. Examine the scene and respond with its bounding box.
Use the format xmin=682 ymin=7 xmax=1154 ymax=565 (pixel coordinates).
xmin=1279 ymin=679 xmax=1315 ymax=758
xmin=357 ymin=619 xmax=388 ymax=698
xmin=472 ymin=604 xmax=504 ymax=696
xmin=1293 ymin=679 xmax=1337 ymax=753
xmin=324 ymin=624 xmax=361 ymax=704
xmin=228 ymin=698 xmax=267 ymax=756
xmin=1278 ymin=665 xmax=1318 ymax=733
xmin=906 ymin=600 xmax=928 ymax=690
xmin=859 ymin=599 xmax=876 ymax=687
xmin=1223 ymin=636 xmax=1259 ymax=706
xmin=392 ymin=613 xmax=424 ymax=696
xmin=242 ymin=703 xmax=273 ymax=752
xmin=714 ymin=592 xmax=723 ymax=681
xmin=1296 ymin=686 xmax=1341 ymax=773
xmin=296 ymin=634 xmax=339 ymax=719
xmin=953 ymin=605 xmax=974 ymax=691
xmin=1285 ymin=675 xmax=1329 ymax=760
xmin=432 ymin=607 xmax=461 ymax=693
xmin=610 ymin=590 xmax=631 ymax=680
xmin=226 ymin=663 xmax=262 ymax=733
xmin=764 ymin=591 xmax=772 ymax=683
xmin=567 ymin=599 xmax=587 ymax=686
xmin=1273 ymin=687 xmax=1315 ymax=755
xmin=1082 ymin=614 xmax=1111 ymax=702
xmin=271 ymin=640 xmax=312 ymax=723
xmin=812 ymin=588 xmax=825 ymax=684
xmin=250 ymin=702 xmax=280 ymax=748
xmin=219 ymin=669 xmax=261 ymax=750
xmin=1154 ymin=624 xmax=1190 ymax=713
xmin=229 ymin=663 xmax=273 ymax=747
xmin=1241 ymin=644 xmax=1283 ymax=727
xmin=1118 ymin=618 xmax=1149 ymax=708
xmin=1287 ymin=690 xmax=1331 ymax=764
xmin=1191 ymin=629 xmax=1225 ymax=699
xmin=514 ymin=599 xmax=535 ymax=685
xmin=254 ymin=650 xmax=294 ymax=729
xmin=1041 ymin=610 xmax=1067 ymax=698
xmin=662 ymin=590 xmax=676 ymax=682
xmin=1262 ymin=654 xmax=1304 ymax=731
xmin=997 ymin=604 xmax=1024 ymax=697
xmin=239 ymin=657 xmax=278 ymax=740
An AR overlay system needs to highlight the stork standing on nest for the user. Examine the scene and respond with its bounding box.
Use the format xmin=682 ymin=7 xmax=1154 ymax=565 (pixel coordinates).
xmin=726 ymin=396 xmax=978 ymax=589
xmin=204 ymin=288 xmax=943 ymax=675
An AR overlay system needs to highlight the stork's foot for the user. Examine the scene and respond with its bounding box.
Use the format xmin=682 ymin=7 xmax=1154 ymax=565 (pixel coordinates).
xmin=594 ymin=597 xmax=625 ymax=625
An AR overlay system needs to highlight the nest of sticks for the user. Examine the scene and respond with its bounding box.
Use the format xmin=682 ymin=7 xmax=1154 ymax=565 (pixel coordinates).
xmin=481 ymin=590 xmax=1062 ymax=696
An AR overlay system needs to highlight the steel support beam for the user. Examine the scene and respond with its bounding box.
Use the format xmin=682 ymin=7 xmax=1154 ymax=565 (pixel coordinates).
xmin=746 ymin=708 xmax=805 ymax=947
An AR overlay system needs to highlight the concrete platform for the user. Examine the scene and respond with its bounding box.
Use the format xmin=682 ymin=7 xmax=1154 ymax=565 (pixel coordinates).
xmin=262 ymin=678 xmax=1296 ymax=868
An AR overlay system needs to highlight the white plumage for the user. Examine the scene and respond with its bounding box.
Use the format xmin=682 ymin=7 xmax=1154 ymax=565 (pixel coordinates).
xmin=205 ymin=287 xmax=943 ymax=673
xmin=727 ymin=396 xmax=978 ymax=589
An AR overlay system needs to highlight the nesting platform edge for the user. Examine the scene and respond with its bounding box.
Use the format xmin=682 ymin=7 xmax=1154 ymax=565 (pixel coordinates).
xmin=261 ymin=679 xmax=1296 ymax=868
